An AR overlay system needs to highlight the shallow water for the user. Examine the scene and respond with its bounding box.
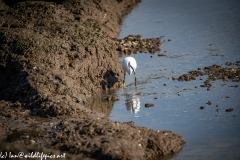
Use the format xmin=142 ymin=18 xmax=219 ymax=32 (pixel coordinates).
xmin=109 ymin=0 xmax=240 ymax=159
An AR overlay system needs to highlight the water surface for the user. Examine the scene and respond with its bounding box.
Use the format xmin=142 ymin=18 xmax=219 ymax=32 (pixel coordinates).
xmin=109 ymin=0 xmax=240 ymax=159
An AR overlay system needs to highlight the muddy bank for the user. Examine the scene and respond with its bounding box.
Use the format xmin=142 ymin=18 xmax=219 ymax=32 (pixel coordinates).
xmin=0 ymin=0 xmax=130 ymax=116
xmin=0 ymin=0 xmax=185 ymax=159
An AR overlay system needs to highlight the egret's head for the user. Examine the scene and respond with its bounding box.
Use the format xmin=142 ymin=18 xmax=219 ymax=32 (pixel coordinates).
xmin=128 ymin=65 xmax=136 ymax=75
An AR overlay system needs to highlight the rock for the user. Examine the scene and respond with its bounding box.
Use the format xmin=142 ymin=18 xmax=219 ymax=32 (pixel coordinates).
xmin=29 ymin=139 xmax=35 ymax=144
xmin=158 ymin=54 xmax=166 ymax=56
xmin=206 ymin=101 xmax=212 ymax=105
xmin=145 ymin=103 xmax=154 ymax=108
xmin=199 ymin=106 xmax=205 ymax=110
xmin=225 ymin=108 xmax=234 ymax=112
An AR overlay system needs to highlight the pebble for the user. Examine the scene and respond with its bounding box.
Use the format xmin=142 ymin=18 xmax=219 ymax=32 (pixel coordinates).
xmin=21 ymin=135 xmax=30 ymax=139
xmin=206 ymin=101 xmax=212 ymax=105
xmin=145 ymin=103 xmax=154 ymax=108
xmin=200 ymin=106 xmax=205 ymax=110
xmin=158 ymin=54 xmax=166 ymax=56
xmin=225 ymin=108 xmax=234 ymax=112
xmin=30 ymin=139 xmax=35 ymax=144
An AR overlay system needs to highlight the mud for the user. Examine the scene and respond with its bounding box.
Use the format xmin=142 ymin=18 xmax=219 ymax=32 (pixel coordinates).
xmin=117 ymin=35 xmax=162 ymax=55
xmin=0 ymin=143 xmax=92 ymax=160
xmin=0 ymin=100 xmax=185 ymax=160
xmin=0 ymin=0 xmax=185 ymax=159
xmin=178 ymin=63 xmax=240 ymax=90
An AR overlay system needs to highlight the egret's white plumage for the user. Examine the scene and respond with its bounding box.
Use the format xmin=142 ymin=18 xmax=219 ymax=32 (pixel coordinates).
xmin=122 ymin=56 xmax=137 ymax=86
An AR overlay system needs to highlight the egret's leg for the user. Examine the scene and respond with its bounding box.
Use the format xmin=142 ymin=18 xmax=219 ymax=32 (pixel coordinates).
xmin=123 ymin=72 xmax=126 ymax=86
xmin=130 ymin=66 xmax=137 ymax=86
xmin=135 ymin=75 xmax=137 ymax=86
xmin=133 ymin=71 xmax=137 ymax=86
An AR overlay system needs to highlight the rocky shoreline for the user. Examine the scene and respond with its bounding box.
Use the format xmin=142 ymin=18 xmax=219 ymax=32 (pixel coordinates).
xmin=0 ymin=0 xmax=185 ymax=159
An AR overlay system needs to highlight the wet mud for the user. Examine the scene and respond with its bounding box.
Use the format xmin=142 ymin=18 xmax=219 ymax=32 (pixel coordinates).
xmin=178 ymin=63 xmax=240 ymax=90
xmin=117 ymin=35 xmax=162 ymax=55
xmin=0 ymin=0 xmax=185 ymax=159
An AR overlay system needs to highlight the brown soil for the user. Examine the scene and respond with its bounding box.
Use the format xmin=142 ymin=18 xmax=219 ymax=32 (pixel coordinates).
xmin=0 ymin=0 xmax=185 ymax=159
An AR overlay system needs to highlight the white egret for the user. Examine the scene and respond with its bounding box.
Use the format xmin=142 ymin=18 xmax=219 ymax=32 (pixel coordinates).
xmin=122 ymin=56 xmax=137 ymax=86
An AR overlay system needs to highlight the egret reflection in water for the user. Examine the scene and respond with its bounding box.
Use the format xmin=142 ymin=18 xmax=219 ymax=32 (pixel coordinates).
xmin=125 ymin=93 xmax=140 ymax=117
